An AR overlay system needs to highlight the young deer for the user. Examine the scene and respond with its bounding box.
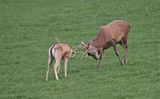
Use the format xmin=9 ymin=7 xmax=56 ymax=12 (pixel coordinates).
xmin=45 ymin=43 xmax=74 ymax=81
xmin=80 ymin=20 xmax=130 ymax=69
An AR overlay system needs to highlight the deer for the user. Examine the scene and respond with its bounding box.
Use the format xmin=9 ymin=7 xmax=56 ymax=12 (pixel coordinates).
xmin=79 ymin=20 xmax=130 ymax=69
xmin=45 ymin=43 xmax=78 ymax=81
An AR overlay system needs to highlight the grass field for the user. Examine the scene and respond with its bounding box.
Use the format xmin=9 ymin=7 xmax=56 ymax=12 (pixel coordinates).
xmin=0 ymin=0 xmax=160 ymax=99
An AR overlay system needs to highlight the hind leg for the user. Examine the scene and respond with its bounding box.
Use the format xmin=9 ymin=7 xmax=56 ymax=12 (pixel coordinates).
xmin=123 ymin=39 xmax=128 ymax=64
xmin=45 ymin=55 xmax=53 ymax=81
xmin=119 ymin=40 xmax=125 ymax=48
xmin=57 ymin=64 xmax=61 ymax=77
xmin=54 ymin=59 xmax=61 ymax=80
xmin=119 ymin=38 xmax=128 ymax=64
xmin=64 ymin=58 xmax=69 ymax=78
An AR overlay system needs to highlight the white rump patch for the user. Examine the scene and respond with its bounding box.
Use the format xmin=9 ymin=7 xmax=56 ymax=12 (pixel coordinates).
xmin=52 ymin=48 xmax=55 ymax=57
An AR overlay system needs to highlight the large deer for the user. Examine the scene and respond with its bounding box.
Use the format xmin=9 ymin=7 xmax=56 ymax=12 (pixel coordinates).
xmin=80 ymin=20 xmax=130 ymax=69
xmin=45 ymin=43 xmax=77 ymax=81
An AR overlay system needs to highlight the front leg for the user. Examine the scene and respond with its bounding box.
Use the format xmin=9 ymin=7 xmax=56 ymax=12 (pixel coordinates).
xmin=64 ymin=58 xmax=69 ymax=78
xmin=97 ymin=57 xmax=102 ymax=69
xmin=45 ymin=54 xmax=53 ymax=81
xmin=97 ymin=49 xmax=103 ymax=69
xmin=54 ymin=59 xmax=61 ymax=80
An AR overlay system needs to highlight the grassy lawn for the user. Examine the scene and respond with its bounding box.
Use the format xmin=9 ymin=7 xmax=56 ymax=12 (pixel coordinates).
xmin=0 ymin=0 xmax=160 ymax=98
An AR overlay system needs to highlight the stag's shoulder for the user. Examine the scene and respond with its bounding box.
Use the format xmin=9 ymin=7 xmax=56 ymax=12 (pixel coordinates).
xmin=112 ymin=20 xmax=129 ymax=24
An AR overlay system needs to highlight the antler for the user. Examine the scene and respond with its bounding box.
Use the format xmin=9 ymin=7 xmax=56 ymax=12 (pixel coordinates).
xmin=79 ymin=42 xmax=88 ymax=56
xmin=79 ymin=41 xmax=87 ymax=48
xmin=81 ymin=41 xmax=86 ymax=46
xmin=72 ymin=42 xmax=89 ymax=58
xmin=71 ymin=44 xmax=84 ymax=58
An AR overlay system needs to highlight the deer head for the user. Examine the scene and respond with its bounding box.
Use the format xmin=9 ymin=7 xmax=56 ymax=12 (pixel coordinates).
xmin=79 ymin=41 xmax=101 ymax=60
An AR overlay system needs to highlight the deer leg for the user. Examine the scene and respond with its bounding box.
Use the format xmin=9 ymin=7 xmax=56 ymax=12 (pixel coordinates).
xmin=96 ymin=49 xmax=103 ymax=69
xmin=119 ymin=40 xmax=125 ymax=48
xmin=123 ymin=39 xmax=128 ymax=64
xmin=112 ymin=41 xmax=124 ymax=65
xmin=64 ymin=58 xmax=69 ymax=78
xmin=54 ymin=59 xmax=61 ymax=80
xmin=97 ymin=58 xmax=102 ymax=69
xmin=97 ymin=52 xmax=103 ymax=69
xmin=119 ymin=39 xmax=127 ymax=64
xmin=57 ymin=64 xmax=60 ymax=77
xmin=45 ymin=55 xmax=53 ymax=81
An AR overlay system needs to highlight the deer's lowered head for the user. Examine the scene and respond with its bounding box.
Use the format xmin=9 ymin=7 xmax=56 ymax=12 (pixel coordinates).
xmin=79 ymin=41 xmax=103 ymax=60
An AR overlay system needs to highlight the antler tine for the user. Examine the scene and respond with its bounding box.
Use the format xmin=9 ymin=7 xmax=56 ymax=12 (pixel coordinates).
xmin=82 ymin=49 xmax=88 ymax=56
xmin=74 ymin=52 xmax=84 ymax=54
xmin=79 ymin=42 xmax=88 ymax=56
xmin=73 ymin=43 xmax=87 ymax=50
xmin=71 ymin=51 xmax=84 ymax=58
xmin=73 ymin=44 xmax=80 ymax=52
xmin=71 ymin=44 xmax=85 ymax=58
xmin=71 ymin=42 xmax=88 ymax=57
xmin=81 ymin=41 xmax=86 ymax=46
xmin=79 ymin=45 xmax=86 ymax=49
xmin=79 ymin=42 xmax=87 ymax=49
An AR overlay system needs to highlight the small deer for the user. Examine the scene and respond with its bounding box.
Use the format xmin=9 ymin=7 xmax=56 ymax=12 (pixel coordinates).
xmin=45 ymin=43 xmax=76 ymax=81
xmin=80 ymin=20 xmax=130 ymax=68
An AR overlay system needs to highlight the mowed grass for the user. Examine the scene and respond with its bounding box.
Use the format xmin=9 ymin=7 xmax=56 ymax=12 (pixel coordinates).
xmin=0 ymin=0 xmax=160 ymax=98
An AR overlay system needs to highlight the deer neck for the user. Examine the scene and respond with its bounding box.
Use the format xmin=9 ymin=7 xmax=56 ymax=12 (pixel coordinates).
xmin=91 ymin=37 xmax=105 ymax=49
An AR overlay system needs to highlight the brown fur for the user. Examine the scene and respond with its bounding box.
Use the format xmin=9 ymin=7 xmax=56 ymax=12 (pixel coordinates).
xmin=80 ymin=20 xmax=130 ymax=68
xmin=45 ymin=43 xmax=73 ymax=80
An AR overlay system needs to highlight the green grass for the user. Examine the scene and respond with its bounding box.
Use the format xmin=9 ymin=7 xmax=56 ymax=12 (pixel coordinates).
xmin=0 ymin=0 xmax=160 ymax=98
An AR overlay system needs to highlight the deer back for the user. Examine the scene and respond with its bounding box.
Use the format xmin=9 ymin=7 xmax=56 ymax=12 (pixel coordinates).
xmin=54 ymin=43 xmax=73 ymax=59
xmin=92 ymin=20 xmax=130 ymax=48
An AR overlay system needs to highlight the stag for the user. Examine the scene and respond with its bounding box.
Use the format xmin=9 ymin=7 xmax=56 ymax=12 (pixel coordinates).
xmin=45 ymin=43 xmax=78 ymax=81
xmin=80 ymin=20 xmax=130 ymax=69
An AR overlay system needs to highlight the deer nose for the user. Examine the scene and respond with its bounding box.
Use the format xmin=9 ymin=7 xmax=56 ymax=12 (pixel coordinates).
xmin=94 ymin=56 xmax=100 ymax=60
